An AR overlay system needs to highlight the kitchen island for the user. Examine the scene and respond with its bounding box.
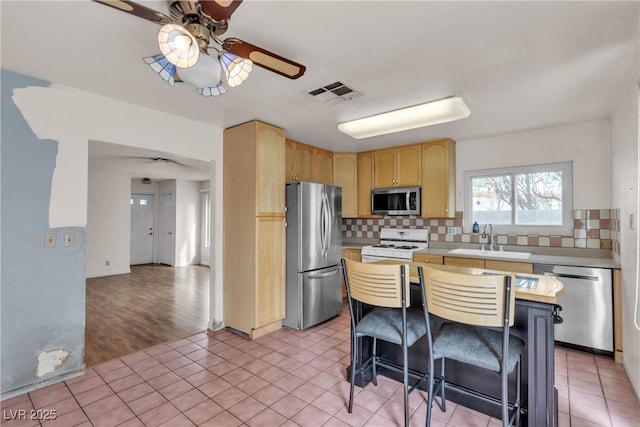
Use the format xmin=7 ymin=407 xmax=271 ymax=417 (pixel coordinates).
xmin=349 ymin=261 xmax=565 ymax=427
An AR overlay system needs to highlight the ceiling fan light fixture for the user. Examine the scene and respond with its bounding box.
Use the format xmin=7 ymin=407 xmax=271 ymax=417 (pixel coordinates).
xmin=337 ymin=96 xmax=471 ymax=139
xmin=143 ymin=54 xmax=177 ymax=86
xmin=197 ymin=82 xmax=228 ymax=97
xmin=220 ymin=52 xmax=252 ymax=87
xmin=158 ymin=24 xmax=200 ymax=68
xmin=177 ymin=52 xmax=223 ymax=88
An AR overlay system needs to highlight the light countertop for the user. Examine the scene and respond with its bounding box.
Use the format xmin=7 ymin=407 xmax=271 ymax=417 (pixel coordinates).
xmin=342 ymin=239 xmax=621 ymax=269
xmin=413 ymin=247 xmax=620 ymax=269
xmin=375 ymin=260 xmax=565 ymax=305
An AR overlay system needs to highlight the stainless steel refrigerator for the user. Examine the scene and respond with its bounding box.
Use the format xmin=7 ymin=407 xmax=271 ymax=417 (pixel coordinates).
xmin=283 ymin=182 xmax=342 ymax=330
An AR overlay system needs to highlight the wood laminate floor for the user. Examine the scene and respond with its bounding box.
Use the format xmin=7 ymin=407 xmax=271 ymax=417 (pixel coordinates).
xmin=85 ymin=264 xmax=209 ymax=367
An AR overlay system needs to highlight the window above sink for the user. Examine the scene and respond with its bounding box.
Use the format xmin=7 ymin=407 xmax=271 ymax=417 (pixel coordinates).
xmin=463 ymin=161 xmax=573 ymax=236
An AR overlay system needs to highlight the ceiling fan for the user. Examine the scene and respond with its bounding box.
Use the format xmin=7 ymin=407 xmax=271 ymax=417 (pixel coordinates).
xmin=93 ymin=0 xmax=306 ymax=96
xmin=119 ymin=155 xmax=193 ymax=168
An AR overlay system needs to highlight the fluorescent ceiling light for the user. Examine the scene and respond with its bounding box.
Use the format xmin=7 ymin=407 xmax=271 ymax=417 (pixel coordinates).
xmin=337 ymin=96 xmax=471 ymax=139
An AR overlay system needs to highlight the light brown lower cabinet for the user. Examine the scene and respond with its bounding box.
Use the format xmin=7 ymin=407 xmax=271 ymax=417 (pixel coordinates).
xmin=443 ymin=256 xmax=485 ymax=269
xmin=443 ymin=256 xmax=534 ymax=274
xmin=485 ymin=260 xmax=533 ymax=274
xmin=341 ymin=248 xmax=362 ymax=300
xmin=413 ymin=254 xmax=444 ymax=265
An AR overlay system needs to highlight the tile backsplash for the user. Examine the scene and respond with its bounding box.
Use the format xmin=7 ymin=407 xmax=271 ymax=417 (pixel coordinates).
xmin=342 ymin=209 xmax=621 ymax=255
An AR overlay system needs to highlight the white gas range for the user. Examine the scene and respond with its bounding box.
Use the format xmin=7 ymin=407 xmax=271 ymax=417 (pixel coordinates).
xmin=360 ymin=228 xmax=429 ymax=263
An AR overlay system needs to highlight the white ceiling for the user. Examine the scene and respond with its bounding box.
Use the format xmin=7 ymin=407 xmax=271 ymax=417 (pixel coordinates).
xmin=89 ymin=140 xmax=212 ymax=180
xmin=2 ymin=1 xmax=639 ymax=178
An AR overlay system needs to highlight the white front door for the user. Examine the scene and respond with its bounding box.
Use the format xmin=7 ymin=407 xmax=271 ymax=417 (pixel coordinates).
xmin=159 ymin=192 xmax=174 ymax=266
xmin=130 ymin=194 xmax=155 ymax=265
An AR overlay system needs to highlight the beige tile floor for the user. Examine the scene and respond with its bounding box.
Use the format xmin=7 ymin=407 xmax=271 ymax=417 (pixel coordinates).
xmin=2 ymin=306 xmax=639 ymax=426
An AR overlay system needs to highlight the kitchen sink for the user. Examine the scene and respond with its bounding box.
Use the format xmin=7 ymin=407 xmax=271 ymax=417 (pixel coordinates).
xmin=448 ymin=248 xmax=532 ymax=259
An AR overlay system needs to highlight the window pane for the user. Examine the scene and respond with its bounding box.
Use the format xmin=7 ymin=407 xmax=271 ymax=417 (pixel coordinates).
xmin=515 ymin=171 xmax=563 ymax=225
xmin=140 ymin=199 xmax=147 ymax=206
xmin=471 ymin=175 xmax=512 ymax=224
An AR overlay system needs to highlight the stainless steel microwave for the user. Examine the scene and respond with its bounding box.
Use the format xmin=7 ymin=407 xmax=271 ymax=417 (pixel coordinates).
xmin=371 ymin=186 xmax=421 ymax=216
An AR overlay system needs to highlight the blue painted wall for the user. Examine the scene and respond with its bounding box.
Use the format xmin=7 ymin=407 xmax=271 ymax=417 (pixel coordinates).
xmin=1 ymin=69 xmax=86 ymax=397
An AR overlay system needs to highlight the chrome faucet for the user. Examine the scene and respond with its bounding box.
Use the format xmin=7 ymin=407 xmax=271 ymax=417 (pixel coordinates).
xmin=481 ymin=223 xmax=496 ymax=251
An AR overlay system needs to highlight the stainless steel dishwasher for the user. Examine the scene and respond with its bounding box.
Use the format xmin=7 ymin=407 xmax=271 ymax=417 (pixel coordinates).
xmin=534 ymin=264 xmax=613 ymax=353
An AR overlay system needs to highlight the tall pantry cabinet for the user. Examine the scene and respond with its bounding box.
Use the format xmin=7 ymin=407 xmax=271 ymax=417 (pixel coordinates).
xmin=223 ymin=121 xmax=286 ymax=339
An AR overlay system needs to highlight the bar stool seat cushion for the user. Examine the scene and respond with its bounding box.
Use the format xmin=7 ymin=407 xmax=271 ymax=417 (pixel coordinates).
xmin=356 ymin=307 xmax=427 ymax=346
xmin=433 ymin=323 xmax=524 ymax=373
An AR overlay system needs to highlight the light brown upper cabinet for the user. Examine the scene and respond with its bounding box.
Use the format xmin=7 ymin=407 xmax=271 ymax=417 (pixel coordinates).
xmin=421 ymin=139 xmax=456 ymax=218
xmin=333 ymin=153 xmax=358 ymax=217
xmin=314 ymin=148 xmax=334 ymax=185
xmin=357 ymin=151 xmax=376 ymax=217
xmin=286 ymin=139 xmax=314 ymax=183
xmin=374 ymin=144 xmax=421 ymax=188
xmin=286 ymin=140 xmax=333 ymax=185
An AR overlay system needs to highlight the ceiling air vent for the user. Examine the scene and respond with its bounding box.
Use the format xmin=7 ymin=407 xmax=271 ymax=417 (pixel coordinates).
xmin=306 ymin=81 xmax=362 ymax=105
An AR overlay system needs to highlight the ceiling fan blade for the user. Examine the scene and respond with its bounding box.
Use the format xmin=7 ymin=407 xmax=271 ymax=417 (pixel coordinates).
xmin=197 ymin=0 xmax=243 ymax=22
xmin=92 ymin=0 xmax=172 ymax=25
xmin=224 ymin=39 xmax=306 ymax=80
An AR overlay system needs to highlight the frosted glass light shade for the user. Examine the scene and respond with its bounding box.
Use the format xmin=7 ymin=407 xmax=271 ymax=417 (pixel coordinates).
xmin=220 ymin=52 xmax=252 ymax=87
xmin=158 ymin=24 xmax=200 ymax=68
xmin=178 ymin=52 xmax=223 ymax=88
xmin=143 ymin=54 xmax=177 ymax=86
xmin=197 ymin=82 xmax=228 ymax=97
xmin=337 ymin=96 xmax=471 ymax=139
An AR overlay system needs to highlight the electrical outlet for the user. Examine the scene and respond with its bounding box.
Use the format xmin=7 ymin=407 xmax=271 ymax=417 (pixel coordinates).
xmin=105 ymin=260 xmax=110 ymax=266
xmin=44 ymin=233 xmax=57 ymax=248
xmin=64 ymin=232 xmax=75 ymax=247
xmin=446 ymin=227 xmax=456 ymax=235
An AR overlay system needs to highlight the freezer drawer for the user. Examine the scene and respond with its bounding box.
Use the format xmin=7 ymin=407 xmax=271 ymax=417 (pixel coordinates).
xmin=283 ymin=266 xmax=342 ymax=330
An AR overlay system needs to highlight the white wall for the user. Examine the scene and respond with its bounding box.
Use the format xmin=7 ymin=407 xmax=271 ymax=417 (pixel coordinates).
xmin=456 ymin=119 xmax=611 ymax=209
xmin=175 ymin=180 xmax=202 ymax=267
xmin=610 ymin=74 xmax=639 ymax=396
xmin=159 ymin=180 xmax=177 ymax=266
xmin=200 ymin=181 xmax=211 ymax=266
xmin=86 ymin=169 xmax=131 ymax=277
xmin=11 ymin=82 xmax=226 ymax=328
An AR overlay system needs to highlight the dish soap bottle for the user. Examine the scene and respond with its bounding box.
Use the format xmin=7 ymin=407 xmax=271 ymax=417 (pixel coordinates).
xmin=472 ymin=221 xmax=479 ymax=233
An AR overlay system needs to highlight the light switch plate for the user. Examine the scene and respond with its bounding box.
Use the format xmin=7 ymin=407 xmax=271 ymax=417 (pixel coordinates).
xmin=44 ymin=233 xmax=57 ymax=248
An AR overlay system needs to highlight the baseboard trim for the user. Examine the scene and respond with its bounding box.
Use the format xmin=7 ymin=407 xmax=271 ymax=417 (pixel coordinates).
xmin=86 ymin=269 xmax=131 ymax=279
xmin=1 ymin=366 xmax=85 ymax=401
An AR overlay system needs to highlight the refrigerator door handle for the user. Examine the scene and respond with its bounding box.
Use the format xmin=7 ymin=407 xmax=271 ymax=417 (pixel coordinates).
xmin=323 ymin=191 xmax=331 ymax=257
xmin=320 ymin=192 xmax=327 ymax=258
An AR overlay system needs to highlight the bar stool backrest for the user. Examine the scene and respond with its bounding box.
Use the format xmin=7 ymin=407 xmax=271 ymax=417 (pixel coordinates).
xmin=343 ymin=258 xmax=411 ymax=308
xmin=422 ymin=268 xmax=516 ymax=327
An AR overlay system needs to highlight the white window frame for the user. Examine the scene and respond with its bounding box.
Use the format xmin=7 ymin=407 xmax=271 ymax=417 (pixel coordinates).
xmin=463 ymin=161 xmax=573 ymax=236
